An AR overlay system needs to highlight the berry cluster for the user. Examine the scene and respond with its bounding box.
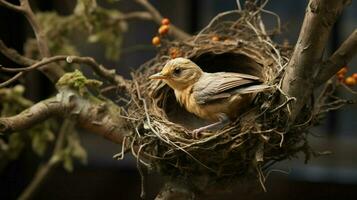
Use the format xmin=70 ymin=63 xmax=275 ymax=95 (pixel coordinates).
xmin=337 ymin=66 xmax=357 ymax=86
xmin=152 ymin=18 xmax=170 ymax=46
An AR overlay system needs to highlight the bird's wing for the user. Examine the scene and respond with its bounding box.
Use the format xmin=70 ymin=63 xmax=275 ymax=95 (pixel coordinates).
xmin=193 ymin=72 xmax=266 ymax=104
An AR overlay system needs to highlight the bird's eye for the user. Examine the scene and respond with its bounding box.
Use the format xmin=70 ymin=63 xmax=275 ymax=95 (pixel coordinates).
xmin=173 ymin=67 xmax=182 ymax=76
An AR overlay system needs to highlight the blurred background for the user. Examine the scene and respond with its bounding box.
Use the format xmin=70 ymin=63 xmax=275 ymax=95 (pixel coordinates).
xmin=0 ymin=0 xmax=356 ymax=199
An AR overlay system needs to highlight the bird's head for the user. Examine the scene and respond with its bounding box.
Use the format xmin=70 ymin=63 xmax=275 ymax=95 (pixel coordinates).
xmin=149 ymin=58 xmax=204 ymax=90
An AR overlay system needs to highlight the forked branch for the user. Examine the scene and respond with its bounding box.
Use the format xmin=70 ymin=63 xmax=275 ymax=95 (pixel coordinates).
xmin=0 ymin=0 xmax=65 ymax=82
xmin=315 ymin=29 xmax=357 ymax=86
xmin=282 ymin=0 xmax=351 ymax=120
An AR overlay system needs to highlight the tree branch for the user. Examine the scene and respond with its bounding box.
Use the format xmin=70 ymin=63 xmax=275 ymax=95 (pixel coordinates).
xmin=0 ymin=0 xmax=23 ymax=12
xmin=0 ymin=55 xmax=128 ymax=88
xmin=0 ymin=72 xmax=23 ymax=88
xmin=0 ymin=89 xmax=129 ymax=144
xmin=120 ymin=11 xmax=152 ymax=21
xmin=0 ymin=40 xmax=36 ymax=66
xmin=281 ymin=0 xmax=351 ymax=120
xmin=134 ymin=0 xmax=190 ymax=40
xmin=19 ymin=0 xmax=65 ymax=82
xmin=315 ymin=29 xmax=357 ymax=86
xmin=18 ymin=120 xmax=72 ymax=200
xmin=0 ymin=0 xmax=65 ymax=82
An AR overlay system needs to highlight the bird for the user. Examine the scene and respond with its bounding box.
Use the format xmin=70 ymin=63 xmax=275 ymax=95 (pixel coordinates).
xmin=149 ymin=57 xmax=269 ymax=136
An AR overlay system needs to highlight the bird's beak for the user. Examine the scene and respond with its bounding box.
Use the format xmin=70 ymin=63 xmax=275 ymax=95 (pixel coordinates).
xmin=149 ymin=72 xmax=168 ymax=80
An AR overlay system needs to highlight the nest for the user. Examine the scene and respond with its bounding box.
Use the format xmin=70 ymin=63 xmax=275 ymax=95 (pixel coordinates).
xmin=117 ymin=9 xmax=334 ymax=192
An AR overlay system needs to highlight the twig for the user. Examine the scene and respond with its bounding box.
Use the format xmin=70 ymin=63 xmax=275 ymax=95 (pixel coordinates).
xmin=236 ymin=0 xmax=242 ymax=11
xmin=0 ymin=40 xmax=35 ymax=66
xmin=314 ymin=29 xmax=357 ymax=86
xmin=119 ymin=11 xmax=152 ymax=21
xmin=281 ymin=0 xmax=351 ymax=121
xmin=134 ymin=0 xmax=190 ymax=40
xmin=0 ymin=55 xmax=128 ymax=87
xmin=18 ymin=120 xmax=73 ymax=200
xmin=0 ymin=0 xmax=65 ymax=82
xmin=0 ymin=0 xmax=23 ymax=12
xmin=0 ymin=72 xmax=23 ymax=88
xmin=65 ymin=56 xmax=127 ymax=87
xmin=194 ymin=10 xmax=240 ymax=42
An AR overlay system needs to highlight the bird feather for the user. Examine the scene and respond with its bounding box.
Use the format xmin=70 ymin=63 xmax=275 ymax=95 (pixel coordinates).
xmin=193 ymin=72 xmax=264 ymax=104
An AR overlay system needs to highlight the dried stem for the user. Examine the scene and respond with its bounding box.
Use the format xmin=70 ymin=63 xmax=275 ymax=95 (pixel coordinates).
xmin=314 ymin=29 xmax=357 ymax=86
xmin=18 ymin=120 xmax=73 ymax=200
xmin=281 ymin=0 xmax=351 ymax=120
xmin=134 ymin=0 xmax=190 ymax=40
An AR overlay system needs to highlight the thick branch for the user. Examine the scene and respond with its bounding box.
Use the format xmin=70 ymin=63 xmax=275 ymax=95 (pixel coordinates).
xmin=0 ymin=89 xmax=129 ymax=144
xmin=281 ymin=0 xmax=351 ymax=120
xmin=315 ymin=29 xmax=357 ymax=86
xmin=134 ymin=0 xmax=190 ymax=40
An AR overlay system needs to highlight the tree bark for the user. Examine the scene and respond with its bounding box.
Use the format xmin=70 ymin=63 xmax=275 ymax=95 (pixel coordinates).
xmin=314 ymin=29 xmax=357 ymax=86
xmin=0 ymin=89 xmax=129 ymax=144
xmin=282 ymin=0 xmax=351 ymax=120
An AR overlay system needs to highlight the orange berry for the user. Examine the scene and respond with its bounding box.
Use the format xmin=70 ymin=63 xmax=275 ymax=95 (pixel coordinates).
xmin=158 ymin=25 xmax=170 ymax=35
xmin=352 ymin=73 xmax=357 ymax=80
xmin=152 ymin=36 xmax=160 ymax=46
xmin=345 ymin=76 xmax=356 ymax=86
xmin=211 ymin=36 xmax=219 ymax=41
xmin=161 ymin=18 xmax=170 ymax=25
xmin=337 ymin=67 xmax=348 ymax=75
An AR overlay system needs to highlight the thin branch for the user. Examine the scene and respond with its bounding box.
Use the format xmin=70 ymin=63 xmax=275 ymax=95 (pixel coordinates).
xmin=20 ymin=0 xmax=49 ymax=57
xmin=0 ymin=40 xmax=36 ymax=66
xmin=120 ymin=11 xmax=152 ymax=21
xmin=0 ymin=0 xmax=23 ymax=12
xmin=0 ymin=72 xmax=23 ymax=88
xmin=134 ymin=0 xmax=190 ymax=40
xmin=65 ymin=56 xmax=128 ymax=87
xmin=281 ymin=0 xmax=351 ymax=120
xmin=0 ymin=0 xmax=65 ymax=82
xmin=0 ymin=89 xmax=128 ymax=143
xmin=315 ymin=29 xmax=357 ymax=86
xmin=0 ymin=55 xmax=128 ymax=87
xmin=18 ymin=120 xmax=73 ymax=200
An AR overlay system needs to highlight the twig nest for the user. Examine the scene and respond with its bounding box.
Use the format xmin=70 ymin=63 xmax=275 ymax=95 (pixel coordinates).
xmin=123 ymin=10 xmax=315 ymax=191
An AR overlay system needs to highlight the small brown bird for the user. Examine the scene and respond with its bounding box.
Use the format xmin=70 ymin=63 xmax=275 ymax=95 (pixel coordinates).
xmin=149 ymin=58 xmax=268 ymax=134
